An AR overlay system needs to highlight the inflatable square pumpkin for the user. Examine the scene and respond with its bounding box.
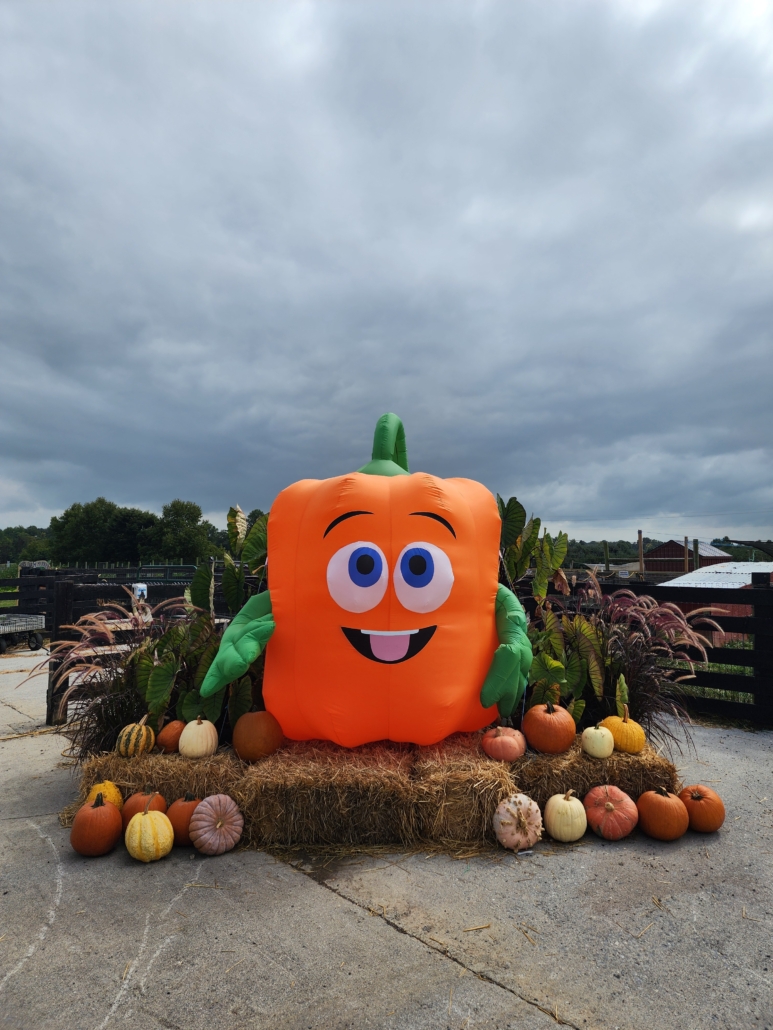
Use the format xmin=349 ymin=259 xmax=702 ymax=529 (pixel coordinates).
xmin=201 ymin=414 xmax=532 ymax=747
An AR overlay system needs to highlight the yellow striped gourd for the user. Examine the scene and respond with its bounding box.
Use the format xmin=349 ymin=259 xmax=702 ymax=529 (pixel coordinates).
xmin=116 ymin=713 xmax=155 ymax=757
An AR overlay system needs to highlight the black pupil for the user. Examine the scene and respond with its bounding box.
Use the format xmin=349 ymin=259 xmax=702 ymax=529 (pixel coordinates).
xmin=356 ymin=554 xmax=375 ymax=575
xmin=408 ymin=555 xmax=427 ymax=576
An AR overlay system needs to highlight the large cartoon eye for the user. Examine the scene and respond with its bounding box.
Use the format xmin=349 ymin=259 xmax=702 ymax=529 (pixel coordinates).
xmin=326 ymin=541 xmax=388 ymax=613
xmin=393 ymin=541 xmax=454 ymax=613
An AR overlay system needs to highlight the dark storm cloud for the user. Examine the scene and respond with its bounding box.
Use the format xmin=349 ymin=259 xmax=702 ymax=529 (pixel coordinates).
xmin=1 ymin=0 xmax=772 ymax=540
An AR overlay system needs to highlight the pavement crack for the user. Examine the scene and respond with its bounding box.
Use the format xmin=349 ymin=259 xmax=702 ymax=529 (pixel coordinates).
xmin=291 ymin=864 xmax=581 ymax=1028
xmin=0 ymin=698 xmax=36 ymax=720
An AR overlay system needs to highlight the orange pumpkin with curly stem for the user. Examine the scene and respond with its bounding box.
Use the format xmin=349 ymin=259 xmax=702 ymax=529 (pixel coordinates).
xmin=678 ymin=784 xmax=725 ymax=832
xmin=521 ymin=701 xmax=576 ymax=754
xmin=637 ymin=787 xmax=689 ymax=841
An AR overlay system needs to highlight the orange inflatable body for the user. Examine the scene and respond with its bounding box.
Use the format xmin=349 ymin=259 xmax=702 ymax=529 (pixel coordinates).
xmin=263 ymin=469 xmax=501 ymax=747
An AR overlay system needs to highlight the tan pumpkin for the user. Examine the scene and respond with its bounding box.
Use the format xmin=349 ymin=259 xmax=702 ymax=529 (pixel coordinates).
xmin=85 ymin=780 xmax=124 ymax=810
xmin=581 ymin=723 xmax=614 ymax=759
xmin=179 ymin=715 xmax=219 ymax=758
xmin=116 ymin=713 xmax=155 ymax=757
xmin=544 ymin=789 xmax=587 ymax=842
xmin=481 ymin=726 xmax=527 ymax=762
xmin=125 ymin=796 xmax=174 ymax=862
xmin=70 ymin=793 xmax=123 ymax=857
xmin=493 ymin=793 xmax=543 ymax=852
xmin=600 ymin=704 xmax=646 ymax=754
xmin=188 ymin=794 xmax=244 ymax=855
xmin=232 ymin=711 xmax=284 ymax=763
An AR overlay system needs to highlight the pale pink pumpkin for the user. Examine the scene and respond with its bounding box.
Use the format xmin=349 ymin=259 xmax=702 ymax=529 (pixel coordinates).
xmin=583 ymin=785 xmax=638 ymax=841
xmin=188 ymin=794 xmax=243 ymax=855
xmin=481 ymin=726 xmax=527 ymax=762
xmin=493 ymin=793 xmax=542 ymax=852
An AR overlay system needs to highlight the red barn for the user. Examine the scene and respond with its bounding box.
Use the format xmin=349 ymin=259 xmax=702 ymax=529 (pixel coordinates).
xmin=643 ymin=539 xmax=731 ymax=574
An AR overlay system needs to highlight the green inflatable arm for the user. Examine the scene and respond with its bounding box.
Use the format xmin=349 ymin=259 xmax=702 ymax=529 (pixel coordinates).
xmin=200 ymin=590 xmax=275 ymax=698
xmin=480 ymin=585 xmax=533 ymax=718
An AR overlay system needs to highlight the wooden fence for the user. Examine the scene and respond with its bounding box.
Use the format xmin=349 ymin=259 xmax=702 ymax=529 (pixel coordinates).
xmin=519 ymin=579 xmax=773 ymax=725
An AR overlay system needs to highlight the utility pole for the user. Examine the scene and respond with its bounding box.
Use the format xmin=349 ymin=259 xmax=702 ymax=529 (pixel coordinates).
xmin=603 ymin=540 xmax=609 ymax=572
xmin=684 ymin=536 xmax=689 ymax=573
xmin=693 ymin=538 xmax=700 ymax=571
xmin=638 ymin=530 xmax=644 ymax=576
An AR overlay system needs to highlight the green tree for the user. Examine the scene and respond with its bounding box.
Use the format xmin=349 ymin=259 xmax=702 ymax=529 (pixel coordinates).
xmin=149 ymin=500 xmax=210 ymax=565
xmin=49 ymin=498 xmax=158 ymax=564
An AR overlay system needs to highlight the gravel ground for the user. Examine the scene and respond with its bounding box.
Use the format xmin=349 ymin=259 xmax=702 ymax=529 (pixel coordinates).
xmin=1 ymin=649 xmax=771 ymax=1030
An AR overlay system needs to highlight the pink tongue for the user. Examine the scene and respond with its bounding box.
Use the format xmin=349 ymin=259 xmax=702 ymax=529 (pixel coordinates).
xmin=369 ymin=634 xmax=411 ymax=662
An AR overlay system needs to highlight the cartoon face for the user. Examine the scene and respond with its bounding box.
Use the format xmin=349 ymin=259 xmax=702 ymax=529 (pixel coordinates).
xmin=262 ymin=471 xmax=501 ymax=747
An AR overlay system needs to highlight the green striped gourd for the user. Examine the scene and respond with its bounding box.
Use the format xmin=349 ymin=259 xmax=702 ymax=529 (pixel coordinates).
xmin=116 ymin=713 xmax=155 ymax=757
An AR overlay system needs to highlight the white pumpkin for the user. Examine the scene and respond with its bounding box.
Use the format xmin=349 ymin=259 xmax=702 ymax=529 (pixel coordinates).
xmin=581 ymin=723 xmax=615 ymax=759
xmin=493 ymin=793 xmax=543 ymax=852
xmin=178 ymin=715 xmax=219 ymax=758
xmin=544 ymin=789 xmax=587 ymax=842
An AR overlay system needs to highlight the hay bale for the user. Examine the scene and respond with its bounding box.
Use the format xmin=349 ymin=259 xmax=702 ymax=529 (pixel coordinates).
xmin=60 ymin=750 xmax=246 ymax=825
xmin=511 ymin=737 xmax=680 ymax=809
xmin=233 ymin=740 xmax=417 ymax=848
xmin=413 ymin=733 xmax=517 ymax=846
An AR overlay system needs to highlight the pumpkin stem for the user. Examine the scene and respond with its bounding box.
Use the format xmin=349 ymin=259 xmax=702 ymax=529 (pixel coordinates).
xmin=545 ymin=701 xmax=555 ymax=714
xmin=216 ymin=819 xmax=223 ymax=829
xmin=196 ymin=715 xmax=203 ymax=725
xmin=92 ymin=791 xmax=105 ymax=808
xmin=654 ymin=786 xmax=671 ymax=798
xmin=622 ymin=704 xmax=630 ymax=723
xmin=138 ymin=713 xmax=149 ymax=727
xmin=563 ymin=789 xmax=575 ymax=801
xmin=357 ymin=413 xmax=410 ymax=477
xmin=143 ymin=792 xmax=158 ymax=815
xmin=184 ymin=792 xmax=197 ymax=802
xmin=594 ymin=722 xmax=603 ymax=730
xmin=604 ymin=802 xmax=615 ymax=811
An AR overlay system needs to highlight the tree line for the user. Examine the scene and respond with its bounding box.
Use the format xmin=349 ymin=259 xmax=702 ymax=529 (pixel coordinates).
xmin=0 ymin=498 xmax=266 ymax=566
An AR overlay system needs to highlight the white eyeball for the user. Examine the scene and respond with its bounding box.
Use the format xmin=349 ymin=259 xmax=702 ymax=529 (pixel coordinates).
xmin=326 ymin=541 xmax=388 ymax=613
xmin=393 ymin=541 xmax=454 ymax=614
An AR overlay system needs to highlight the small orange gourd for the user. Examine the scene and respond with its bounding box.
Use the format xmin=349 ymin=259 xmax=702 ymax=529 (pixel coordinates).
xmin=167 ymin=793 xmax=202 ymax=846
xmin=70 ymin=792 xmax=123 ymax=857
xmin=156 ymin=719 xmax=187 ymax=754
xmin=481 ymin=726 xmax=527 ymax=762
xmin=232 ymin=711 xmax=284 ymax=762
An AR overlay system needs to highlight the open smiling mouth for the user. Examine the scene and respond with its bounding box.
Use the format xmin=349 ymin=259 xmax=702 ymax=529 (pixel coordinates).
xmin=341 ymin=626 xmax=437 ymax=664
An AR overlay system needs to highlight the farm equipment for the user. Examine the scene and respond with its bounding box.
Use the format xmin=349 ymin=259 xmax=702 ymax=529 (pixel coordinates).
xmin=0 ymin=613 xmax=45 ymax=653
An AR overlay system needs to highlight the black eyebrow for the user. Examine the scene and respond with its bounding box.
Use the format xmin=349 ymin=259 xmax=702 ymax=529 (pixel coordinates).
xmin=323 ymin=510 xmax=373 ymax=538
xmin=409 ymin=511 xmax=456 ymax=538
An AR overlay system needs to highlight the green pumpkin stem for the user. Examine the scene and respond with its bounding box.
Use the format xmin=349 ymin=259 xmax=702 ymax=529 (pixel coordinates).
xmin=655 ymin=786 xmax=672 ymax=798
xmin=92 ymin=791 xmax=105 ymax=808
xmin=357 ymin=414 xmax=410 ymax=477
xmin=184 ymin=792 xmax=197 ymax=802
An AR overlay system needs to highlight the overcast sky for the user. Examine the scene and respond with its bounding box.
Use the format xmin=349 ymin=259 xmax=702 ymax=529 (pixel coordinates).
xmin=1 ymin=0 xmax=772 ymax=542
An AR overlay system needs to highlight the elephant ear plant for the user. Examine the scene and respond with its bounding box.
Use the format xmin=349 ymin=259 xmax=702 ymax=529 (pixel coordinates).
xmin=188 ymin=504 xmax=269 ymax=616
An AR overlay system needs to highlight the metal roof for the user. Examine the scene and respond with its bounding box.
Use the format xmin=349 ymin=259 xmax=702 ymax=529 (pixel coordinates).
xmin=661 ymin=562 xmax=773 ymax=589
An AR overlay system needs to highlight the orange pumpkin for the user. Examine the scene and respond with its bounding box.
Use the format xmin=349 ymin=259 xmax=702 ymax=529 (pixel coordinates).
xmin=70 ymin=792 xmax=123 ymax=857
xmin=521 ymin=701 xmax=576 ymax=754
xmin=678 ymin=784 xmax=725 ymax=832
xmin=167 ymin=793 xmax=202 ymax=846
xmin=262 ymin=415 xmax=501 ymax=746
xmin=232 ymin=711 xmax=284 ymax=762
xmin=481 ymin=726 xmax=527 ymax=762
xmin=583 ymin=785 xmax=638 ymax=841
xmin=121 ymin=791 xmax=167 ymax=831
xmin=156 ymin=719 xmax=186 ymax=754
xmin=637 ymin=787 xmax=689 ymax=841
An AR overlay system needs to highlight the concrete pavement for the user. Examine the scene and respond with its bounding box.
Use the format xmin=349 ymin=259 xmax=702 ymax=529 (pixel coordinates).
xmin=1 ymin=647 xmax=771 ymax=1029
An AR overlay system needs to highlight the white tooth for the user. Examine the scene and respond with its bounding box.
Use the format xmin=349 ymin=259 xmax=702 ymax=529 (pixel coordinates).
xmin=362 ymin=629 xmax=419 ymax=636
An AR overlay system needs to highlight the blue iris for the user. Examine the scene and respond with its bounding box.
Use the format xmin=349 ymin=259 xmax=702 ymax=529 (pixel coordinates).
xmin=348 ymin=546 xmax=383 ymax=588
xmin=400 ymin=547 xmax=434 ymax=588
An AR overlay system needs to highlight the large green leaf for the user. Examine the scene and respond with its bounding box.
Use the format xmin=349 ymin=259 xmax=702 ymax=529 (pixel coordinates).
xmin=529 ymin=653 xmax=566 ymax=687
xmin=131 ymin=650 xmax=154 ymax=701
xmin=228 ymin=676 xmax=253 ymax=728
xmin=497 ymin=495 xmax=527 ymax=549
xmin=563 ymin=650 xmax=585 ymax=697
xmin=227 ymin=505 xmax=248 ymax=557
xmin=241 ymin=513 xmax=268 ymax=573
xmin=543 ymin=609 xmax=564 ymax=658
xmin=615 ymin=673 xmax=629 ymax=716
xmin=190 ymin=562 xmax=214 ymax=613
xmin=574 ymin=634 xmax=604 ymax=699
xmin=194 ymin=635 xmax=220 ymax=690
xmin=550 ymin=531 xmax=568 ymax=570
xmin=180 ymin=687 xmax=226 ymax=724
xmin=146 ymin=659 xmax=180 ymax=716
xmin=527 ymin=680 xmax=561 ymax=708
xmin=222 ymin=553 xmax=246 ymax=614
xmin=566 ymin=698 xmax=586 ymax=724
